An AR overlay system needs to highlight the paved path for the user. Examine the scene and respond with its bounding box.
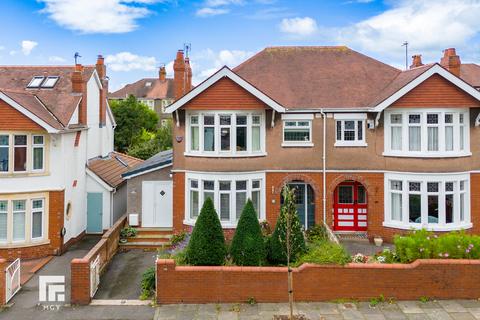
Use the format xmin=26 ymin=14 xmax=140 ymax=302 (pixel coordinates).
xmin=154 ymin=300 xmax=480 ymax=320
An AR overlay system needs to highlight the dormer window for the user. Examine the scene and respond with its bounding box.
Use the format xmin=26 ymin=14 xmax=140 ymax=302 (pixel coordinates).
xmin=27 ymin=76 xmax=45 ymax=88
xmin=41 ymin=76 xmax=59 ymax=88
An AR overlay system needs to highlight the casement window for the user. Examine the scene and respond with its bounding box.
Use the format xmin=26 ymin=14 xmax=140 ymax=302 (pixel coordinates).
xmin=0 ymin=195 xmax=47 ymax=245
xmin=384 ymin=173 xmax=471 ymax=231
xmin=185 ymin=172 xmax=265 ymax=227
xmin=334 ymin=113 xmax=367 ymax=147
xmin=186 ymin=111 xmax=265 ymax=156
xmin=384 ymin=109 xmax=470 ymax=157
xmin=0 ymin=133 xmax=46 ymax=174
xmin=281 ymin=114 xmax=313 ymax=147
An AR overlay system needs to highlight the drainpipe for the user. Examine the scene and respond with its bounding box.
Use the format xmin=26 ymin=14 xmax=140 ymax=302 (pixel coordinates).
xmin=320 ymin=109 xmax=327 ymax=224
xmin=110 ymin=188 xmax=116 ymax=227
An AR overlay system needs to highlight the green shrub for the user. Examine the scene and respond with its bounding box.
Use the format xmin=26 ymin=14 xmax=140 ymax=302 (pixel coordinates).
xmin=375 ymin=248 xmax=399 ymax=263
xmin=296 ymin=240 xmax=351 ymax=266
xmin=140 ymin=267 xmax=155 ymax=299
xmin=267 ymin=187 xmax=306 ymax=265
xmin=305 ymin=224 xmax=328 ymax=243
xmin=394 ymin=229 xmax=480 ymax=263
xmin=158 ymin=249 xmax=188 ymax=265
xmin=230 ymin=200 xmax=266 ymax=266
xmin=120 ymin=226 xmax=137 ymax=238
xmin=170 ymin=231 xmax=188 ymax=246
xmin=185 ymin=197 xmax=226 ymax=266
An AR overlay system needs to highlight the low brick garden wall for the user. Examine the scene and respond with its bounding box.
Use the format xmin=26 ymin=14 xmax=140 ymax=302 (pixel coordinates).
xmin=71 ymin=215 xmax=127 ymax=305
xmin=0 ymin=258 xmax=7 ymax=305
xmin=156 ymin=259 xmax=480 ymax=304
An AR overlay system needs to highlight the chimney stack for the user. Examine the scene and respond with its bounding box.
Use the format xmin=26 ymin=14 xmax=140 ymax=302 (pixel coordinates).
xmin=440 ymin=48 xmax=461 ymax=77
xmin=185 ymin=57 xmax=192 ymax=92
xmin=410 ymin=54 xmax=424 ymax=69
xmin=159 ymin=65 xmax=167 ymax=82
xmin=96 ymin=55 xmax=107 ymax=126
xmin=173 ymin=50 xmax=186 ymax=100
xmin=72 ymin=64 xmax=87 ymax=125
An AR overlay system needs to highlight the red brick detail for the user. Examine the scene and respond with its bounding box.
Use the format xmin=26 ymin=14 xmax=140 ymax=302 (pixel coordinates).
xmin=391 ymin=74 xmax=480 ymax=107
xmin=70 ymin=215 xmax=127 ymax=305
xmin=0 ymin=190 xmax=64 ymax=260
xmin=0 ymin=99 xmax=44 ymax=131
xmin=173 ymin=172 xmax=186 ymax=233
xmin=156 ymin=259 xmax=480 ymax=304
xmin=183 ymin=78 xmax=268 ymax=110
xmin=0 ymin=258 xmax=6 ymax=305
xmin=74 ymin=131 xmax=81 ymax=147
xmin=72 ymin=64 xmax=87 ymax=125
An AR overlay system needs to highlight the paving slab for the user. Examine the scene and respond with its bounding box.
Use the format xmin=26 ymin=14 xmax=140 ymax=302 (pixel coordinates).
xmin=440 ymin=300 xmax=468 ymax=313
xmin=398 ymin=301 xmax=424 ymax=314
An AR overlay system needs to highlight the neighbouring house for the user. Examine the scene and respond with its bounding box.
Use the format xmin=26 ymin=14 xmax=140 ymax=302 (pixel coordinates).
xmin=125 ymin=46 xmax=480 ymax=243
xmin=108 ymin=50 xmax=193 ymax=126
xmin=0 ymin=56 xmax=132 ymax=260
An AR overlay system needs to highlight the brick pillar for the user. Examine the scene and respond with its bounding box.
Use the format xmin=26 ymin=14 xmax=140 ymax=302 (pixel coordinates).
xmin=70 ymin=258 xmax=91 ymax=305
xmin=156 ymin=259 xmax=176 ymax=305
xmin=0 ymin=258 xmax=6 ymax=305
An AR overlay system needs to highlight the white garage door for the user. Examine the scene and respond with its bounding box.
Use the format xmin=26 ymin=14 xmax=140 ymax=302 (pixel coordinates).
xmin=142 ymin=181 xmax=173 ymax=228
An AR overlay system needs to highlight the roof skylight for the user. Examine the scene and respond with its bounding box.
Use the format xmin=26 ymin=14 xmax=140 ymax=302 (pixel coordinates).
xmin=41 ymin=76 xmax=59 ymax=88
xmin=27 ymin=76 xmax=45 ymax=88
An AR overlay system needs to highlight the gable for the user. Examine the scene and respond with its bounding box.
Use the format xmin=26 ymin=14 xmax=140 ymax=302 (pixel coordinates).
xmin=0 ymin=99 xmax=44 ymax=131
xmin=391 ymin=74 xmax=480 ymax=108
xmin=183 ymin=77 xmax=268 ymax=110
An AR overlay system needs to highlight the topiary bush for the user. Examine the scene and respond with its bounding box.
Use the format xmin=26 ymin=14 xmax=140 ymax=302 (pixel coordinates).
xmin=267 ymin=187 xmax=306 ymax=265
xmin=185 ymin=197 xmax=226 ymax=266
xmin=230 ymin=199 xmax=266 ymax=266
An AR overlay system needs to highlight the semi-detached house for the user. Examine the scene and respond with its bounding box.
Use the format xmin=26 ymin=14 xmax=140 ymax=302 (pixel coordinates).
xmin=127 ymin=46 xmax=480 ymax=242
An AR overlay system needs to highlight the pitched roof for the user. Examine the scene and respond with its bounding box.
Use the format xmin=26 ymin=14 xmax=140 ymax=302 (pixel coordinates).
xmin=109 ymin=78 xmax=175 ymax=100
xmin=122 ymin=149 xmax=172 ymax=179
xmin=460 ymin=64 xmax=480 ymax=87
xmin=87 ymin=151 xmax=143 ymax=188
xmin=233 ymin=46 xmax=401 ymax=109
xmin=0 ymin=65 xmax=96 ymax=129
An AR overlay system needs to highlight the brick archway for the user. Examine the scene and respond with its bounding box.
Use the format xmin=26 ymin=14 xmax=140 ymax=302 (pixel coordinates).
xmin=275 ymin=173 xmax=321 ymax=196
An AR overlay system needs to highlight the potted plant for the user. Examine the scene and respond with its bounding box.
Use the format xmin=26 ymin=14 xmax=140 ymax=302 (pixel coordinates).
xmin=373 ymin=235 xmax=383 ymax=247
xmin=120 ymin=226 xmax=137 ymax=243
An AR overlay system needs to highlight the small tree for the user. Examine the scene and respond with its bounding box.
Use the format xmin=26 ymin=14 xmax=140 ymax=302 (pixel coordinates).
xmin=230 ymin=199 xmax=266 ymax=266
xmin=185 ymin=197 xmax=226 ymax=266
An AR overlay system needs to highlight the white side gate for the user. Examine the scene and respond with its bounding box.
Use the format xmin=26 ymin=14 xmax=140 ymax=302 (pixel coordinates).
xmin=90 ymin=255 xmax=100 ymax=297
xmin=5 ymin=258 xmax=21 ymax=303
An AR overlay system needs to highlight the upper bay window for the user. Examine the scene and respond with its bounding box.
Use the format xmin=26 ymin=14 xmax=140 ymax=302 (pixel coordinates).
xmin=186 ymin=111 xmax=265 ymax=157
xmin=281 ymin=114 xmax=313 ymax=147
xmin=334 ymin=113 xmax=367 ymax=147
xmin=384 ymin=109 xmax=470 ymax=157
xmin=0 ymin=133 xmax=46 ymax=174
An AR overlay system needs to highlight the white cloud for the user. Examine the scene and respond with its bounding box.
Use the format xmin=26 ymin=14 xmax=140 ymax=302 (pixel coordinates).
xmin=329 ymin=0 xmax=480 ymax=62
xmin=204 ymin=0 xmax=243 ymax=6
xmin=21 ymin=40 xmax=38 ymax=55
xmin=49 ymin=55 xmax=66 ymax=63
xmin=0 ymin=46 xmax=4 ymax=51
xmin=38 ymin=0 xmax=161 ymax=33
xmin=279 ymin=17 xmax=318 ymax=37
xmin=196 ymin=7 xmax=229 ymax=17
xmin=105 ymin=52 xmax=157 ymax=72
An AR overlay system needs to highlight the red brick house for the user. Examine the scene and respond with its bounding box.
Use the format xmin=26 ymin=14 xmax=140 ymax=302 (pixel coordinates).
xmin=135 ymin=46 xmax=480 ymax=242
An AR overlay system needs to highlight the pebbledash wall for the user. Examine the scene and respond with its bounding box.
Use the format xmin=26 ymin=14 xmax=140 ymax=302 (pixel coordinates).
xmin=156 ymin=259 xmax=480 ymax=304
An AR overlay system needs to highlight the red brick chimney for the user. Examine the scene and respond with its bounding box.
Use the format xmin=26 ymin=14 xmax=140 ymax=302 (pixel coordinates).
xmin=159 ymin=65 xmax=167 ymax=82
xmin=440 ymin=48 xmax=461 ymax=77
xmin=72 ymin=64 xmax=87 ymax=125
xmin=410 ymin=54 xmax=424 ymax=69
xmin=185 ymin=57 xmax=192 ymax=92
xmin=173 ymin=50 xmax=186 ymax=100
xmin=96 ymin=55 xmax=107 ymax=126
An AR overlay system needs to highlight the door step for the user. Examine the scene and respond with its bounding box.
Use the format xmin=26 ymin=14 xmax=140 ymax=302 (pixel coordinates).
xmin=335 ymin=232 xmax=369 ymax=242
xmin=119 ymin=241 xmax=170 ymax=250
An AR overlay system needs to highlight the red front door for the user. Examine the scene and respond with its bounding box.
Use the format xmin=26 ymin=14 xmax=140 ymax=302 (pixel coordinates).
xmin=333 ymin=182 xmax=367 ymax=231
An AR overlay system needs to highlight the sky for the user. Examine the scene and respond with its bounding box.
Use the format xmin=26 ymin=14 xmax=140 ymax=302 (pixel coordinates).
xmin=0 ymin=0 xmax=479 ymax=92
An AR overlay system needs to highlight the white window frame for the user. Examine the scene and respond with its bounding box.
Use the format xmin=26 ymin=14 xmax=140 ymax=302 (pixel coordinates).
xmin=281 ymin=116 xmax=313 ymax=148
xmin=31 ymin=198 xmax=44 ymax=241
xmin=185 ymin=111 xmax=266 ymax=157
xmin=184 ymin=172 xmax=266 ymax=228
xmin=384 ymin=172 xmax=471 ymax=231
xmin=13 ymin=135 xmax=27 ymax=172
xmin=334 ymin=113 xmax=367 ymax=147
xmin=32 ymin=135 xmax=45 ymax=172
xmin=0 ymin=133 xmax=48 ymax=175
xmin=384 ymin=108 xmax=470 ymax=157
xmin=0 ymin=200 xmax=7 ymax=244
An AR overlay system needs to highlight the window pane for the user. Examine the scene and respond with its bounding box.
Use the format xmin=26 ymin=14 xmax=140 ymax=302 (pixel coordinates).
xmin=409 ymin=182 xmax=421 ymax=191
xmin=13 ymin=200 xmax=25 ymax=241
xmin=0 ymin=135 xmax=8 ymax=172
xmin=0 ymin=201 xmax=6 ymax=241
xmin=460 ymin=193 xmax=465 ymax=221
xmin=284 ymin=129 xmax=309 ymax=142
xmin=204 ymin=115 xmax=214 ymax=125
xmin=220 ymin=181 xmax=231 ymax=190
xmin=0 ymin=135 xmax=8 ymax=146
xmin=252 ymin=115 xmax=260 ymax=125
xmin=32 ymin=210 xmax=42 ymax=238
xmin=252 ymin=180 xmax=260 ymax=189
xmin=33 ymin=136 xmax=44 ymax=145
xmin=220 ymin=127 xmax=230 ymax=151
xmin=14 ymin=135 xmax=27 ymax=145
xmin=33 ymin=147 xmax=44 ymax=170
xmin=357 ymin=121 xmax=363 ymax=140
xmin=336 ymin=121 xmax=342 ymax=140
xmin=191 ymin=127 xmax=199 ymax=151
xmin=445 ymin=114 xmax=453 ymax=124
xmin=391 ymin=193 xmax=402 ymax=221
xmin=236 ymin=181 xmax=247 ymax=190
xmin=409 ymin=194 xmax=421 ymax=223
xmin=445 ymin=126 xmax=453 ymax=151
xmin=409 ymin=127 xmax=421 ymax=151
xmin=190 ymin=190 xmax=199 ymax=219
xmin=391 ymin=180 xmax=402 ymax=191
xmin=460 ymin=126 xmax=465 ymax=150
xmin=357 ymin=186 xmax=366 ymax=204
xmin=204 ymin=127 xmax=215 ymax=151
xmin=252 ymin=127 xmax=260 ymax=151
xmin=236 ymin=126 xmax=247 ymax=151
xmin=252 ymin=190 xmax=260 ymax=218
xmin=428 ymin=195 xmax=439 ymax=223
xmin=14 ymin=135 xmax=27 ymax=172
xmin=391 ymin=127 xmax=402 ymax=150
xmin=391 ymin=114 xmax=402 ymax=124
xmin=190 ymin=115 xmax=198 ymax=125
xmin=427 ymin=182 xmax=439 ymax=192
xmin=427 ymin=114 xmax=438 ymax=124
xmin=236 ymin=115 xmax=247 ymax=125
xmin=220 ymin=193 xmax=230 ymax=221
xmin=204 ymin=180 xmax=214 ymax=190
xmin=190 ymin=180 xmax=198 ymax=188
xmin=235 ymin=192 xmax=247 ymax=220
xmin=445 ymin=194 xmax=454 ymax=224
xmin=409 ymin=114 xmax=420 ymax=124
xmin=220 ymin=115 xmax=231 ymax=125
xmin=338 ymin=186 xmax=353 ymax=204
xmin=427 ymin=127 xmax=439 ymax=151
xmin=204 ymin=180 xmax=214 ymax=201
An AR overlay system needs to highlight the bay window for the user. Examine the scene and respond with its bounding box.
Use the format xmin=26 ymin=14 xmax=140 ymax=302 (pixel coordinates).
xmin=186 ymin=112 xmax=264 ymax=156
xmin=384 ymin=109 xmax=469 ymax=157
xmin=0 ymin=133 xmax=47 ymax=173
xmin=185 ymin=172 xmax=265 ymax=227
xmin=384 ymin=173 xmax=471 ymax=231
xmin=334 ymin=113 xmax=367 ymax=147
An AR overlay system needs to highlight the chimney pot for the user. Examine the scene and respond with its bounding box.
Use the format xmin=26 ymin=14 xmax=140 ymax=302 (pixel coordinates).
xmin=159 ymin=66 xmax=167 ymax=82
xmin=410 ymin=54 xmax=424 ymax=69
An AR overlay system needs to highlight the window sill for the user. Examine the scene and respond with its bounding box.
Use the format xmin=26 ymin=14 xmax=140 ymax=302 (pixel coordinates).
xmin=281 ymin=142 xmax=314 ymax=148
xmin=382 ymin=221 xmax=472 ymax=232
xmin=0 ymin=171 xmax=50 ymax=177
xmin=382 ymin=151 xmax=472 ymax=158
xmin=334 ymin=142 xmax=368 ymax=148
xmin=0 ymin=239 xmax=50 ymax=249
xmin=184 ymin=152 xmax=267 ymax=158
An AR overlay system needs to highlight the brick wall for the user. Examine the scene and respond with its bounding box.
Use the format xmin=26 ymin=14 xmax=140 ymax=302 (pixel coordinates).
xmin=0 ymin=258 xmax=6 ymax=305
xmin=70 ymin=215 xmax=127 ymax=305
xmin=156 ymin=259 xmax=480 ymax=304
